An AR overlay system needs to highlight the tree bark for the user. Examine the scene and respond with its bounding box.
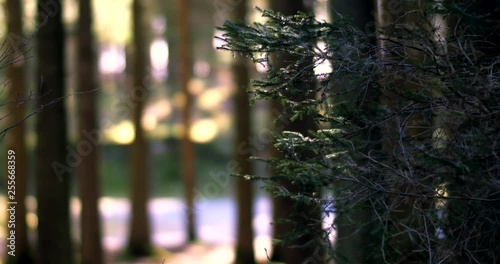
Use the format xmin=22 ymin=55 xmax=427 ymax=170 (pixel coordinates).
xmin=177 ymin=0 xmax=197 ymax=242
xmin=36 ymin=0 xmax=74 ymax=263
xmin=127 ymin=0 xmax=152 ymax=256
xmin=4 ymin=0 xmax=33 ymax=263
xmin=377 ymin=0 xmax=435 ymax=262
xmin=269 ymin=1 xmax=323 ymax=263
xmin=232 ymin=1 xmax=256 ymax=263
xmin=77 ymin=0 xmax=103 ymax=263
xmin=329 ymin=1 xmax=382 ymax=263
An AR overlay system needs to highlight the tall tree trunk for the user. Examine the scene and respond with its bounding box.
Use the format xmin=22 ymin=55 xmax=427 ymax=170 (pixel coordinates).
xmin=177 ymin=0 xmax=196 ymax=242
xmin=232 ymin=1 xmax=256 ymax=263
xmin=163 ymin=0 xmax=179 ymax=93
xmin=328 ymin=1 xmax=382 ymax=263
xmin=127 ymin=0 xmax=152 ymax=256
xmin=269 ymin=1 xmax=323 ymax=263
xmin=268 ymin=101 xmax=286 ymax=263
xmin=4 ymin=0 xmax=33 ymax=263
xmin=377 ymin=0 xmax=435 ymax=262
xmin=77 ymin=0 xmax=103 ymax=263
xmin=377 ymin=1 xmax=412 ymax=262
xmin=36 ymin=1 xmax=73 ymax=263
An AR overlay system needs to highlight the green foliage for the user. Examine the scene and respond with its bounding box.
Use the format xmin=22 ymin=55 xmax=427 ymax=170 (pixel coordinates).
xmin=218 ymin=2 xmax=500 ymax=263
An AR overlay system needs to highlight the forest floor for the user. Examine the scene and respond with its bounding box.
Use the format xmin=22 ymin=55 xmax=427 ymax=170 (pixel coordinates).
xmin=0 ymin=196 xmax=272 ymax=264
xmin=107 ymin=243 xmax=269 ymax=264
xmin=99 ymin=197 xmax=273 ymax=263
xmin=0 ymin=196 xmax=335 ymax=263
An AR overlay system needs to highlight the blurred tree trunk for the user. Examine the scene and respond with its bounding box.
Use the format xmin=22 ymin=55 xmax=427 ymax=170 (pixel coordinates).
xmin=76 ymin=0 xmax=103 ymax=263
xmin=377 ymin=0 xmax=435 ymax=262
xmin=268 ymin=103 xmax=286 ymax=262
xmin=328 ymin=1 xmax=382 ymax=263
xmin=4 ymin=0 xmax=33 ymax=263
xmin=269 ymin=1 xmax=323 ymax=263
xmin=177 ymin=0 xmax=196 ymax=242
xmin=232 ymin=1 xmax=256 ymax=263
xmin=127 ymin=0 xmax=152 ymax=256
xmin=36 ymin=0 xmax=74 ymax=263
xmin=163 ymin=0 xmax=179 ymax=88
xmin=268 ymin=103 xmax=287 ymax=263
xmin=377 ymin=0 xmax=414 ymax=261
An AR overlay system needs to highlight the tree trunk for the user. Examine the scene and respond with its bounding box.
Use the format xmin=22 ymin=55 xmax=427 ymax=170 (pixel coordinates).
xmin=232 ymin=1 xmax=256 ymax=263
xmin=77 ymin=0 xmax=103 ymax=263
xmin=163 ymin=0 xmax=179 ymax=89
xmin=328 ymin=1 xmax=383 ymax=263
xmin=36 ymin=0 xmax=74 ymax=263
xmin=127 ymin=0 xmax=152 ymax=256
xmin=177 ymin=0 xmax=196 ymax=242
xmin=377 ymin=0 xmax=435 ymax=262
xmin=269 ymin=1 xmax=323 ymax=263
xmin=4 ymin=0 xmax=33 ymax=263
xmin=268 ymin=101 xmax=286 ymax=263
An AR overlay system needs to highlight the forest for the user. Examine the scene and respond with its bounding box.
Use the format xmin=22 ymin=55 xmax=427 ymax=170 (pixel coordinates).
xmin=0 ymin=0 xmax=499 ymax=263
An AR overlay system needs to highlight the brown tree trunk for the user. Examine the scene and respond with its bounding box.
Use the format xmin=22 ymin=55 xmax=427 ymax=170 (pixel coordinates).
xmin=329 ymin=1 xmax=382 ymax=263
xmin=4 ymin=1 xmax=33 ymax=263
xmin=36 ymin=0 xmax=74 ymax=263
xmin=177 ymin=0 xmax=196 ymax=242
xmin=268 ymin=100 xmax=287 ymax=263
xmin=269 ymin=1 xmax=323 ymax=263
xmin=377 ymin=0 xmax=435 ymax=262
xmin=127 ymin=0 xmax=152 ymax=256
xmin=77 ymin=0 xmax=103 ymax=263
xmin=164 ymin=0 xmax=180 ymax=91
xmin=377 ymin=1 xmax=412 ymax=261
xmin=232 ymin=1 xmax=256 ymax=263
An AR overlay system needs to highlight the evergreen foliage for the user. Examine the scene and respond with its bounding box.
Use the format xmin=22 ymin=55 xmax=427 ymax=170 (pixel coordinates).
xmin=218 ymin=2 xmax=500 ymax=263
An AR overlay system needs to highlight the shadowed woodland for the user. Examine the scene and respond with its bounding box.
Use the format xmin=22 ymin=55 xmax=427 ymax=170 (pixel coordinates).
xmin=1 ymin=0 xmax=499 ymax=263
